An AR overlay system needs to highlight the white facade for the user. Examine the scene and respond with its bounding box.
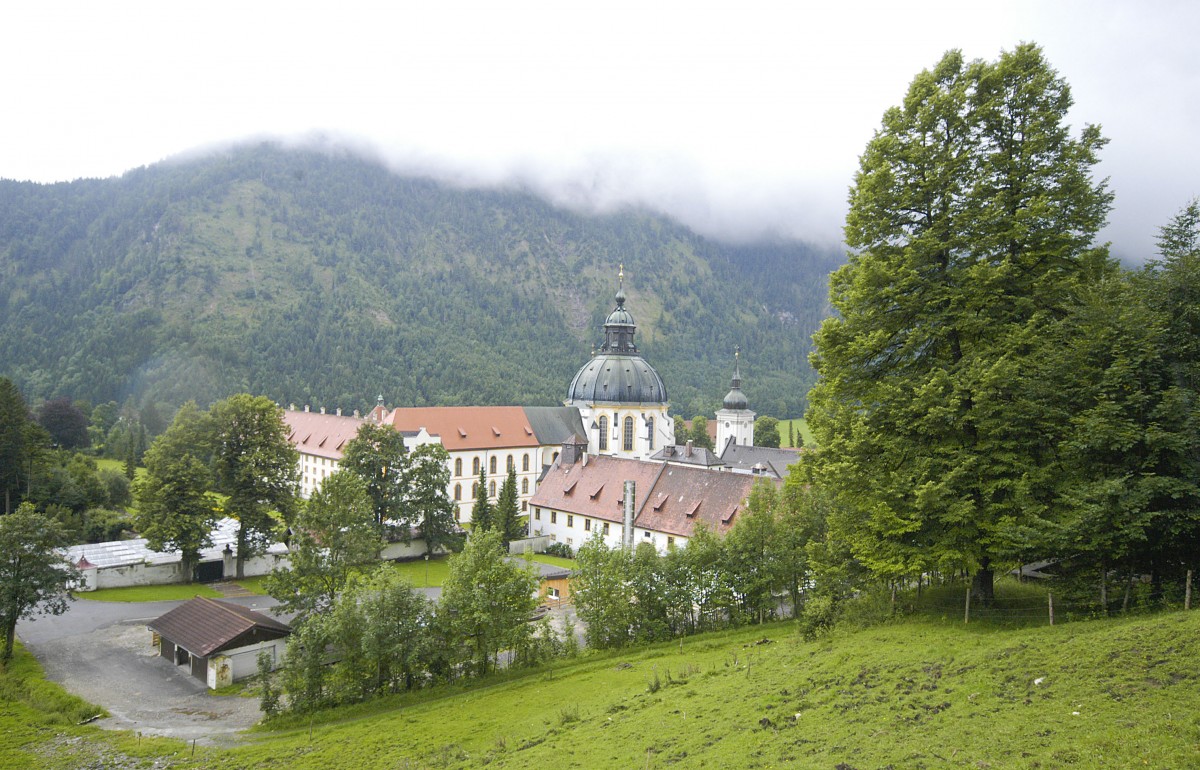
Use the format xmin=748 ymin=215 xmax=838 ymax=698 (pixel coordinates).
xmin=715 ymin=405 xmax=755 ymax=450
xmin=575 ymin=404 xmax=674 ymax=462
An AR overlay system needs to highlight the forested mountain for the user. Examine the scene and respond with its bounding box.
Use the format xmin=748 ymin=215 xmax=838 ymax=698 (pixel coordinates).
xmin=0 ymin=143 xmax=840 ymax=418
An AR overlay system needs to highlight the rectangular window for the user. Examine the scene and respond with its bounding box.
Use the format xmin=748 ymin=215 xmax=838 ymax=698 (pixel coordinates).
xmin=667 ymin=536 xmax=674 ymax=547
xmin=567 ymin=515 xmax=574 ymax=528
xmin=603 ymin=522 xmax=610 ymax=535
xmin=534 ymin=508 xmax=541 ymax=521
xmin=584 ymin=518 xmax=591 ymax=532
xmin=550 ymin=511 xmax=557 ymax=524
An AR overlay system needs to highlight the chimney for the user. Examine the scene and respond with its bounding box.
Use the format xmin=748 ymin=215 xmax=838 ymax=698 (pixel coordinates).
xmin=353 ymin=409 xmax=360 ymax=418
xmin=336 ymin=408 xmax=342 ymax=417
xmin=320 ymin=407 xmax=326 ymax=415
xmin=622 ymin=480 xmax=636 ymax=550
xmin=304 ymin=405 xmax=310 ymax=413
xmin=685 ymin=440 xmax=694 ymax=458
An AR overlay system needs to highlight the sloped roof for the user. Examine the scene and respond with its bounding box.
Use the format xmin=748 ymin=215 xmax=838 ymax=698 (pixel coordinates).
xmin=66 ymin=518 xmax=288 ymax=570
xmin=522 ymin=406 xmax=587 ymax=447
xmin=383 ymin=407 xmax=541 ymax=451
xmin=529 ymin=454 xmax=664 ymax=524
xmin=148 ymin=597 xmax=290 ymax=657
xmin=650 ymin=443 xmax=725 ymax=468
xmin=634 ymin=463 xmax=760 ymax=538
xmin=717 ymin=440 xmax=802 ymax=479
xmin=531 ymin=455 xmax=771 ymax=540
xmin=283 ymin=409 xmax=367 ymax=461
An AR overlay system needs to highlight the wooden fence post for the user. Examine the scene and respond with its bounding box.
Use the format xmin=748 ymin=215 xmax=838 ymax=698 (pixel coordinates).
xmin=1048 ymin=590 xmax=1054 ymax=626
xmin=964 ymin=584 xmax=971 ymax=624
xmin=1186 ymin=569 xmax=1193 ymax=611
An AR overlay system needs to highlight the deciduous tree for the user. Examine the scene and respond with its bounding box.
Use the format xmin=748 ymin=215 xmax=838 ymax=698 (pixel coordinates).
xmin=268 ymin=471 xmax=381 ymax=620
xmin=439 ymin=529 xmax=538 ymax=675
xmin=340 ymin=423 xmax=409 ymax=530
xmin=753 ymin=416 xmax=781 ymax=448
xmin=406 ymin=444 xmax=462 ymax=556
xmin=1 ymin=503 xmax=79 ymax=667
xmin=209 ymin=395 xmax=299 ymax=578
xmin=806 ymin=44 xmax=1113 ymax=602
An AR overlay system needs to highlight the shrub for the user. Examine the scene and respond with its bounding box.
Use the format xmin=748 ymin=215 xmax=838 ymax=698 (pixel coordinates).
xmin=543 ymin=542 xmax=573 ymax=559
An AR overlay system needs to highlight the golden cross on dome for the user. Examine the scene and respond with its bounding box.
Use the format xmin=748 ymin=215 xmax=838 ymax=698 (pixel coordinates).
xmin=618 ymin=264 xmax=624 ymax=288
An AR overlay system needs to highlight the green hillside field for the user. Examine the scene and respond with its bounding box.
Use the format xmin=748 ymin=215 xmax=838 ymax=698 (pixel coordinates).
xmin=7 ymin=607 xmax=1197 ymax=768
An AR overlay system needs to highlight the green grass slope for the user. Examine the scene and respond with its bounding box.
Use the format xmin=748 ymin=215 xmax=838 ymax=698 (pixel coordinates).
xmin=19 ymin=610 xmax=1196 ymax=769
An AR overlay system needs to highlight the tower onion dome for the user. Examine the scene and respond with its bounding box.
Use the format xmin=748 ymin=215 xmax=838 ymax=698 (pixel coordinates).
xmin=567 ymin=268 xmax=668 ymax=405
xmin=722 ymin=348 xmax=749 ymax=410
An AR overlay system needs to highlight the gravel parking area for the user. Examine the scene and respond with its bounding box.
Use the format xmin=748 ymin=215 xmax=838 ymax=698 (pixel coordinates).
xmin=18 ymin=596 xmax=281 ymax=746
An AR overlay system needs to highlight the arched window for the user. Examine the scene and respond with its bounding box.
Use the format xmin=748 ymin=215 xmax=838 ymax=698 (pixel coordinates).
xmin=623 ymin=416 xmax=634 ymax=451
xmin=473 ymin=457 xmax=480 ymax=475
xmin=489 ymin=480 xmax=496 ymax=497
xmin=455 ymin=458 xmax=463 ymax=477
xmin=472 ymin=482 xmax=478 ymax=496
xmin=521 ymin=478 xmax=529 ymax=494
xmin=647 ymin=416 xmax=655 ymax=451
xmin=598 ymin=416 xmax=609 ymax=451
xmin=490 ymin=456 xmax=497 ymax=475
xmin=454 ymin=483 xmax=462 ymax=501
xmin=507 ymin=454 xmax=514 ymax=472
xmin=522 ymin=453 xmax=530 ymax=471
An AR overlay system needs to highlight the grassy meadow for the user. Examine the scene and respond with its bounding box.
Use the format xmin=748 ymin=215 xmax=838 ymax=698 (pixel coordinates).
xmin=778 ymin=417 xmax=812 ymax=448
xmin=8 ymin=602 xmax=1198 ymax=768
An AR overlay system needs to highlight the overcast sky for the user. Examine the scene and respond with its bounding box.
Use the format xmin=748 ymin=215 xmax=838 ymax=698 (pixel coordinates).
xmin=3 ymin=1 xmax=1196 ymax=261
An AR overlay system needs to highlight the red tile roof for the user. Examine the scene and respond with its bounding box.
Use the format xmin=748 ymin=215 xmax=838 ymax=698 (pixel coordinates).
xmin=383 ymin=407 xmax=541 ymax=451
xmin=147 ymin=597 xmax=290 ymax=657
xmin=531 ymin=454 xmax=664 ymax=524
xmin=530 ymin=455 xmax=770 ymax=539
xmin=634 ymin=464 xmax=760 ymax=538
xmin=283 ymin=410 xmax=367 ymax=461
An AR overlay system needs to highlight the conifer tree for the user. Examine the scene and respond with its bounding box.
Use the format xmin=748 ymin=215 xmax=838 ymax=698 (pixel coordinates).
xmin=493 ymin=468 xmax=524 ymax=546
xmin=470 ymin=468 xmax=492 ymax=533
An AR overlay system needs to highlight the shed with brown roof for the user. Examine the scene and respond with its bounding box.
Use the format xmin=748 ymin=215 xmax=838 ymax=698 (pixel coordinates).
xmin=148 ymin=597 xmax=291 ymax=689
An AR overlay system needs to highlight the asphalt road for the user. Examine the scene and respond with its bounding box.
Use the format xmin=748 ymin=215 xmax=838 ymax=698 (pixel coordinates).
xmin=17 ymin=593 xmax=286 ymax=745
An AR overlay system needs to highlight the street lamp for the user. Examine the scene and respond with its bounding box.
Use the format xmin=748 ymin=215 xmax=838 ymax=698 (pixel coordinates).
xmin=424 ymin=553 xmax=430 ymax=587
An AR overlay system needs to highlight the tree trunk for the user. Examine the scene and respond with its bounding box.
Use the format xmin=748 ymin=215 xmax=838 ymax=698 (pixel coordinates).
xmin=2 ymin=615 xmax=16 ymax=666
xmin=972 ymin=563 xmax=995 ymax=606
xmin=1099 ymin=565 xmax=1108 ymax=616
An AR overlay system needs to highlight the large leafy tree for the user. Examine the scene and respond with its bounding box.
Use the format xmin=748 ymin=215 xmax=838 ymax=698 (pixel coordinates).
xmin=133 ymin=403 xmax=217 ymax=582
xmin=806 ymin=44 xmax=1113 ymax=600
xmin=1 ymin=503 xmax=79 ymax=666
xmin=438 ymin=529 xmax=538 ymax=675
xmin=572 ymin=533 xmax=637 ymax=648
xmin=268 ymin=471 xmax=381 ymax=620
xmin=406 ymin=444 xmax=462 ymax=556
xmin=37 ymin=398 xmax=91 ymax=450
xmin=1038 ymin=275 xmax=1199 ymax=605
xmin=327 ymin=567 xmax=433 ymax=698
xmin=725 ymin=479 xmax=781 ymax=623
xmin=753 ymin=416 xmax=781 ymax=448
xmin=209 ymin=394 xmax=299 ymax=578
xmin=340 ymin=423 xmax=409 ymax=530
